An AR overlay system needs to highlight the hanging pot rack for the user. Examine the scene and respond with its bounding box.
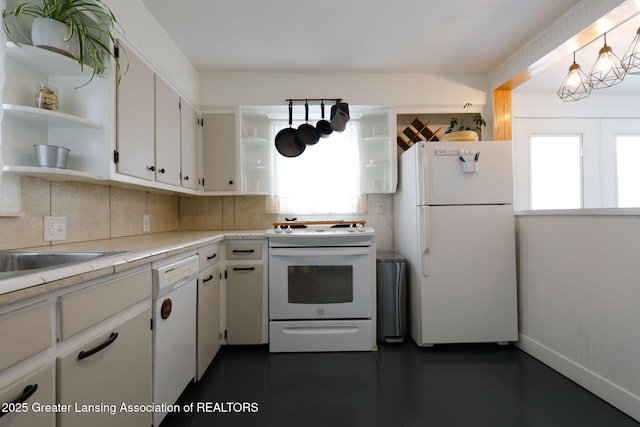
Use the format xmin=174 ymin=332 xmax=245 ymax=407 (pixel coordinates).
xmin=274 ymin=98 xmax=351 ymax=158
xmin=285 ymin=98 xmax=342 ymax=104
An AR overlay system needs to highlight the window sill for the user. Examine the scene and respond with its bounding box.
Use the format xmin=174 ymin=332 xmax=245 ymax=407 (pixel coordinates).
xmin=515 ymin=208 xmax=640 ymax=216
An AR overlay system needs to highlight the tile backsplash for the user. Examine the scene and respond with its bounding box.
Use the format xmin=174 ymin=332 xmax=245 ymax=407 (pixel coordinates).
xmin=0 ymin=178 xmax=277 ymax=250
xmin=0 ymin=178 xmax=393 ymax=251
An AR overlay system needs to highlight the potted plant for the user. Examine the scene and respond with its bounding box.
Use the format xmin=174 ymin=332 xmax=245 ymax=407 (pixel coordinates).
xmin=441 ymin=103 xmax=487 ymax=141
xmin=3 ymin=0 xmax=122 ymax=86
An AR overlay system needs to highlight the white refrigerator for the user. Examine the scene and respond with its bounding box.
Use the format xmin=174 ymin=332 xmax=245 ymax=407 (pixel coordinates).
xmin=394 ymin=140 xmax=518 ymax=346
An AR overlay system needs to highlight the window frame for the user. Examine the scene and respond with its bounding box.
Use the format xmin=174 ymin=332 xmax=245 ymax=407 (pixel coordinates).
xmin=600 ymin=119 xmax=640 ymax=208
xmin=513 ymin=118 xmax=601 ymax=210
xmin=267 ymin=118 xmax=365 ymax=215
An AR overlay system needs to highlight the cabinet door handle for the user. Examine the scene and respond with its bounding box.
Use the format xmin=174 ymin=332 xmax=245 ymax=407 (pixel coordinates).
xmin=147 ymin=166 xmax=155 ymax=172
xmin=206 ymin=253 xmax=217 ymax=260
xmin=0 ymin=384 xmax=38 ymax=418
xmin=233 ymin=267 xmax=255 ymax=271
xmin=184 ymin=176 xmax=189 ymax=181
xmin=158 ymin=168 xmax=166 ymax=174
xmin=228 ymin=180 xmax=234 ymax=185
xmin=77 ymin=332 xmax=118 ymax=360
xmin=202 ymin=274 xmax=214 ymax=283
xmin=232 ymin=249 xmax=255 ymax=253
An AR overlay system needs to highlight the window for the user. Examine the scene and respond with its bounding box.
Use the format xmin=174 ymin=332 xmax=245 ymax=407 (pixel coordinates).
xmin=268 ymin=120 xmax=365 ymax=215
xmin=514 ymin=116 xmax=640 ymax=210
xmin=616 ymin=135 xmax=640 ymax=207
xmin=530 ymin=134 xmax=583 ymax=209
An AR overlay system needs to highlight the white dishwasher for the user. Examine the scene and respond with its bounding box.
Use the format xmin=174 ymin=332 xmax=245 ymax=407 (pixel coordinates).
xmin=152 ymin=254 xmax=199 ymax=426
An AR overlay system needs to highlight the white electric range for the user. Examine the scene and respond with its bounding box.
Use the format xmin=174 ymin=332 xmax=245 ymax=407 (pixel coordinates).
xmin=266 ymin=221 xmax=377 ymax=352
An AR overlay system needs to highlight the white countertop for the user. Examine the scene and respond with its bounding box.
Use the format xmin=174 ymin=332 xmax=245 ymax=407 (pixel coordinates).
xmin=0 ymin=230 xmax=266 ymax=304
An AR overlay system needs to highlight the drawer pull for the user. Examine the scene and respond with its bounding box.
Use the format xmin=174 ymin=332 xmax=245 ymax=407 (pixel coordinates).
xmin=202 ymin=275 xmax=214 ymax=283
xmin=78 ymin=332 xmax=118 ymax=360
xmin=233 ymin=267 xmax=255 ymax=271
xmin=0 ymin=384 xmax=38 ymax=418
xmin=206 ymin=253 xmax=217 ymax=260
xmin=232 ymin=249 xmax=255 ymax=253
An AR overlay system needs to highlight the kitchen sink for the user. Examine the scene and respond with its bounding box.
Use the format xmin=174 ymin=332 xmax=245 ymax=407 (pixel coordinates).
xmin=0 ymin=251 xmax=128 ymax=279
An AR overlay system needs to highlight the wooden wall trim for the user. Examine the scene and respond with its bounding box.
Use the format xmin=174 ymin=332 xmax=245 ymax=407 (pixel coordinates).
xmin=493 ymin=89 xmax=512 ymax=141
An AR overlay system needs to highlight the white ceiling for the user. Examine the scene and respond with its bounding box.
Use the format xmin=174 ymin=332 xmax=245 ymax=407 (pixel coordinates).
xmin=140 ymin=0 xmax=640 ymax=95
xmin=141 ymin=0 xmax=584 ymax=75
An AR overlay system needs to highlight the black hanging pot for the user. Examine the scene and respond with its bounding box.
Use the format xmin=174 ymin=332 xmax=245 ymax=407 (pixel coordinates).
xmin=296 ymin=100 xmax=320 ymax=145
xmin=275 ymin=102 xmax=305 ymax=157
xmin=330 ymin=100 xmax=350 ymax=132
xmin=315 ymin=100 xmax=333 ymax=138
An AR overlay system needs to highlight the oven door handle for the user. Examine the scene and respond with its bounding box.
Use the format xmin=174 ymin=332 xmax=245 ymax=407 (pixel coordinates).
xmin=269 ymin=247 xmax=371 ymax=257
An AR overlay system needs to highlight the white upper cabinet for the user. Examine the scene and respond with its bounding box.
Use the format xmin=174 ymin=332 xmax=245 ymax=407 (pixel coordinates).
xmin=154 ymin=75 xmax=182 ymax=186
xmin=114 ymin=40 xmax=199 ymax=193
xmin=180 ymin=100 xmax=200 ymax=190
xmin=239 ymin=107 xmax=272 ymax=195
xmin=359 ymin=106 xmax=397 ymax=193
xmin=202 ymin=111 xmax=239 ymax=192
xmin=116 ymin=42 xmax=155 ymax=181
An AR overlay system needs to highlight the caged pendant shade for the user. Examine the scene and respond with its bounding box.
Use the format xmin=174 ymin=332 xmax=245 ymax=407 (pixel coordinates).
xmin=621 ymin=27 xmax=640 ymax=74
xmin=588 ymin=33 xmax=626 ymax=89
xmin=557 ymin=53 xmax=592 ymax=101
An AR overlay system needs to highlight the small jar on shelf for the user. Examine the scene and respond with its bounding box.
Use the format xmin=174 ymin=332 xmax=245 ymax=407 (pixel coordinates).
xmin=36 ymin=84 xmax=59 ymax=111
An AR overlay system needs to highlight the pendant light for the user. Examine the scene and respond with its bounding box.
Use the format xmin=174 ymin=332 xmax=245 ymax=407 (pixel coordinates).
xmin=557 ymin=52 xmax=592 ymax=101
xmin=588 ymin=33 xmax=626 ymax=89
xmin=621 ymin=27 xmax=640 ymax=74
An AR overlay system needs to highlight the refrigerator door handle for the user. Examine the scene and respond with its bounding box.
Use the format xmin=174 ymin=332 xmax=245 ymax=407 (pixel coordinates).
xmin=419 ymin=206 xmax=430 ymax=276
xmin=418 ymin=156 xmax=426 ymax=206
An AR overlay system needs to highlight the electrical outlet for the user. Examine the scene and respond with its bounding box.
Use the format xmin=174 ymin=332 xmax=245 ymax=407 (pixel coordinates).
xmin=376 ymin=201 xmax=385 ymax=214
xmin=143 ymin=214 xmax=150 ymax=232
xmin=44 ymin=216 xmax=67 ymax=241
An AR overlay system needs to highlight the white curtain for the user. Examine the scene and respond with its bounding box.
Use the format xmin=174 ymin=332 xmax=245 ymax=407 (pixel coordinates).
xmin=267 ymin=119 xmax=365 ymax=215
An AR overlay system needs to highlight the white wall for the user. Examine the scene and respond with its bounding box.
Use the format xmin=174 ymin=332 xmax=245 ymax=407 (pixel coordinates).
xmin=513 ymin=92 xmax=640 ymax=118
xmin=200 ymin=72 xmax=489 ymax=110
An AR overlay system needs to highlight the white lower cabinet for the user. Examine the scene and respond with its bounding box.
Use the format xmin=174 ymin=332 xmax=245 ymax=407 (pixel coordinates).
xmin=57 ymin=307 xmax=152 ymax=427
xmin=196 ymin=265 xmax=221 ymax=381
xmin=0 ymin=362 xmax=56 ymax=427
xmin=225 ymin=240 xmax=267 ymax=345
xmin=226 ymin=263 xmax=264 ymax=345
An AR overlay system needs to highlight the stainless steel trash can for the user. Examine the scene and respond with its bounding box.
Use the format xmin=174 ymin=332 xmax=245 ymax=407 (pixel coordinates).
xmin=376 ymin=251 xmax=407 ymax=343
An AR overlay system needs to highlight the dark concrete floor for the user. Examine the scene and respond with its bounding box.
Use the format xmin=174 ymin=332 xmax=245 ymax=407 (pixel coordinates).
xmin=160 ymin=341 xmax=639 ymax=427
